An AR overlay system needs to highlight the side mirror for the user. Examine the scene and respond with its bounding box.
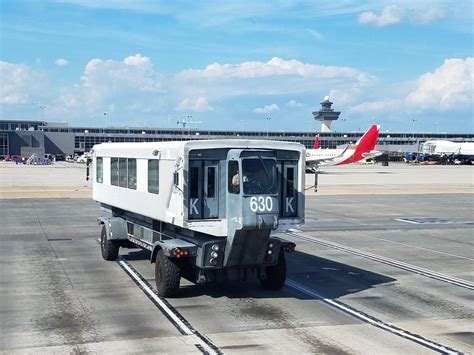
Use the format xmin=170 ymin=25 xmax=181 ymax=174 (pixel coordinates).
xmin=86 ymin=159 xmax=92 ymax=181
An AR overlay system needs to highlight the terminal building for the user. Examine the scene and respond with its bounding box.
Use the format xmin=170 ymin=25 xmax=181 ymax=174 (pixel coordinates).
xmin=1 ymin=98 xmax=473 ymax=159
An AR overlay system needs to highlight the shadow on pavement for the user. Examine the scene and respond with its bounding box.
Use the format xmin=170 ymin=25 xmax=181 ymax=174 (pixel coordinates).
xmin=121 ymin=248 xmax=396 ymax=300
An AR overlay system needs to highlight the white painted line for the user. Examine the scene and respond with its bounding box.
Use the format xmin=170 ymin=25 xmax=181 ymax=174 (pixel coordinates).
xmin=117 ymin=258 xmax=193 ymax=335
xmin=287 ymin=229 xmax=474 ymax=290
xmin=347 ymin=230 xmax=474 ymax=261
xmin=286 ymin=279 xmax=460 ymax=355
xmin=117 ymin=257 xmax=219 ymax=355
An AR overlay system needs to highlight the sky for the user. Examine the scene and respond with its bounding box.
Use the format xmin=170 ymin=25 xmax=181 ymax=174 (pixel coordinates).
xmin=0 ymin=0 xmax=473 ymax=133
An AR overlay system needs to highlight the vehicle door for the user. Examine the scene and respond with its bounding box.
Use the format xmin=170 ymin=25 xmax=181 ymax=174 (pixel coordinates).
xmin=188 ymin=160 xmax=219 ymax=220
xmin=279 ymin=161 xmax=298 ymax=217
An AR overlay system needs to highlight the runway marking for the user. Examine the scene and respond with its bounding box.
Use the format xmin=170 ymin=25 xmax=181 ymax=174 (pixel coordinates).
xmin=94 ymin=239 xmax=221 ymax=355
xmin=286 ymin=279 xmax=461 ymax=354
xmin=287 ymin=229 xmax=474 ymax=290
xmin=116 ymin=256 xmax=222 ymax=355
xmin=346 ymin=230 xmax=474 ymax=261
xmin=395 ymin=217 xmax=469 ymax=225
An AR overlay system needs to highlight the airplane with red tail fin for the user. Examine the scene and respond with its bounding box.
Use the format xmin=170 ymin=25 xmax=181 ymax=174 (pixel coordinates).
xmin=313 ymin=134 xmax=319 ymax=149
xmin=305 ymin=124 xmax=382 ymax=172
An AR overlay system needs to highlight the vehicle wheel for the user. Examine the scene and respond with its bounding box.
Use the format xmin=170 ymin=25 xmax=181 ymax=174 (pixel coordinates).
xmin=260 ymin=252 xmax=287 ymax=290
xmin=155 ymin=250 xmax=180 ymax=297
xmin=100 ymin=225 xmax=119 ymax=261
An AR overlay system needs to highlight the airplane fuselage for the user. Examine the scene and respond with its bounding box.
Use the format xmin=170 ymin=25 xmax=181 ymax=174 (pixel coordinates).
xmin=306 ymin=148 xmax=354 ymax=166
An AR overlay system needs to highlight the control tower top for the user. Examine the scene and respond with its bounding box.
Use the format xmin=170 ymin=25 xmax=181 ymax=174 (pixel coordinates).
xmin=312 ymin=96 xmax=341 ymax=132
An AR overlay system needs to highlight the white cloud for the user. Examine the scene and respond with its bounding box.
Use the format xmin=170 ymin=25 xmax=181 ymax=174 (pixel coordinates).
xmin=351 ymin=57 xmax=473 ymax=115
xmin=358 ymin=5 xmax=403 ymax=27
xmin=176 ymin=97 xmax=213 ymax=112
xmin=0 ymin=61 xmax=39 ymax=104
xmin=81 ymin=54 xmax=161 ymax=92
xmin=358 ymin=4 xmax=446 ymax=27
xmin=350 ymin=99 xmax=402 ymax=113
xmin=416 ymin=6 xmax=445 ymax=24
xmin=328 ymin=88 xmax=364 ymax=106
xmin=286 ymin=100 xmax=303 ymax=108
xmin=173 ymin=57 xmax=373 ymax=103
xmin=79 ymin=53 xmax=163 ymax=107
xmin=179 ymin=57 xmax=371 ymax=82
xmin=308 ymin=29 xmax=324 ymax=40
xmin=254 ymin=104 xmax=279 ymax=113
xmin=407 ymin=57 xmax=473 ymax=111
xmin=55 ymin=58 xmax=69 ymax=67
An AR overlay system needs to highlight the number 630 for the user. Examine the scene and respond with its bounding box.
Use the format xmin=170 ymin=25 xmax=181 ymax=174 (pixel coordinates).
xmin=249 ymin=196 xmax=273 ymax=212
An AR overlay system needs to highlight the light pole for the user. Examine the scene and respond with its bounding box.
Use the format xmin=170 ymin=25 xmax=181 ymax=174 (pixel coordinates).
xmin=266 ymin=117 xmax=271 ymax=137
xmin=39 ymin=105 xmax=46 ymax=121
xmin=341 ymin=118 xmax=346 ymax=132
xmin=34 ymin=102 xmax=39 ymax=120
xmin=240 ymin=119 xmax=244 ymax=131
xmin=104 ymin=112 xmax=108 ymax=127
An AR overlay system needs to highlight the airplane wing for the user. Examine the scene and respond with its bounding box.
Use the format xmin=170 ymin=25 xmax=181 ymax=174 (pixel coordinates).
xmin=362 ymin=150 xmax=383 ymax=159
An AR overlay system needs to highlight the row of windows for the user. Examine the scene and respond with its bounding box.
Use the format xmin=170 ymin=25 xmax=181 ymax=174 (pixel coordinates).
xmin=111 ymin=158 xmax=137 ymax=189
xmin=0 ymin=123 xmax=40 ymax=131
xmin=69 ymin=130 xmax=474 ymax=152
xmin=0 ymin=133 xmax=9 ymax=155
xmin=96 ymin=158 xmax=159 ymax=194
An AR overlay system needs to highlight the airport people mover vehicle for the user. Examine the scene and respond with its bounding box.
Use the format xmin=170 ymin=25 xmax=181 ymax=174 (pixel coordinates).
xmin=91 ymin=140 xmax=305 ymax=296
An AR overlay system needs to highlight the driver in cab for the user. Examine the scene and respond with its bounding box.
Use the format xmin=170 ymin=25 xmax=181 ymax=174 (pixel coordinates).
xmin=231 ymin=167 xmax=248 ymax=193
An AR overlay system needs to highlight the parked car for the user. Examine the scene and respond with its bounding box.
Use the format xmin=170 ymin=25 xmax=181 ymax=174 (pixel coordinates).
xmin=11 ymin=155 xmax=26 ymax=164
xmin=77 ymin=154 xmax=88 ymax=163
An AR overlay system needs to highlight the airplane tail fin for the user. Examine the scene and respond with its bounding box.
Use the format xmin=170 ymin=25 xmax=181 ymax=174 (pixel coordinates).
xmin=313 ymin=134 xmax=320 ymax=149
xmin=355 ymin=124 xmax=380 ymax=153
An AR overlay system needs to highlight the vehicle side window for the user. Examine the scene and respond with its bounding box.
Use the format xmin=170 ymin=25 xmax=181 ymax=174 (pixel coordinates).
xmin=148 ymin=160 xmax=159 ymax=194
xmin=111 ymin=158 xmax=119 ymax=186
xmin=228 ymin=161 xmax=240 ymax=194
xmin=286 ymin=167 xmax=294 ymax=196
xmin=96 ymin=157 xmax=103 ymax=183
xmin=190 ymin=166 xmax=199 ymax=198
xmin=127 ymin=159 xmax=136 ymax=190
xmin=207 ymin=166 xmax=216 ymax=198
xmin=119 ymin=158 xmax=127 ymax=188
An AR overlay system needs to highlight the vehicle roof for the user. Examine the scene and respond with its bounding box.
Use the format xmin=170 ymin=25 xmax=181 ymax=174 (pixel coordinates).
xmin=92 ymin=139 xmax=305 ymax=159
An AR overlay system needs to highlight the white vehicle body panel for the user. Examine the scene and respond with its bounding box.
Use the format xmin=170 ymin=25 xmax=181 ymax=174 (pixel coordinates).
xmin=92 ymin=140 xmax=305 ymax=237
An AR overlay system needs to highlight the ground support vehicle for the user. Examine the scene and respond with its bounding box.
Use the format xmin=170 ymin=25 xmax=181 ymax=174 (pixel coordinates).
xmin=92 ymin=140 xmax=305 ymax=296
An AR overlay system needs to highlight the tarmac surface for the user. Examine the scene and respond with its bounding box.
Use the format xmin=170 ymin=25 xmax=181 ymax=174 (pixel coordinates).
xmin=0 ymin=162 xmax=473 ymax=354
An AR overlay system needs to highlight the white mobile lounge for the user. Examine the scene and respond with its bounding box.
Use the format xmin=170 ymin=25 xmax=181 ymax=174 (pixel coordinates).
xmin=91 ymin=139 xmax=305 ymax=296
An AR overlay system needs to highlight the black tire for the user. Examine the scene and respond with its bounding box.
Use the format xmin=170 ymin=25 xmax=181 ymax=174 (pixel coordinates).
xmin=260 ymin=252 xmax=287 ymax=290
xmin=155 ymin=250 xmax=181 ymax=297
xmin=100 ymin=225 xmax=119 ymax=261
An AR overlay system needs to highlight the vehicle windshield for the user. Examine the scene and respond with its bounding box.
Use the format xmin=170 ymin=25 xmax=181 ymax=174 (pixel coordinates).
xmin=242 ymin=158 xmax=277 ymax=195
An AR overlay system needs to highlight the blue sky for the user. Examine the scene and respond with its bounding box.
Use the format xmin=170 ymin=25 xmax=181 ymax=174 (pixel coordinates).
xmin=1 ymin=0 xmax=472 ymax=133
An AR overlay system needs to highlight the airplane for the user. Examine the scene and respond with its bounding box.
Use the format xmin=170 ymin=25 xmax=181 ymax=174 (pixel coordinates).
xmin=421 ymin=140 xmax=474 ymax=164
xmin=313 ymin=134 xmax=319 ymax=149
xmin=305 ymin=124 xmax=382 ymax=172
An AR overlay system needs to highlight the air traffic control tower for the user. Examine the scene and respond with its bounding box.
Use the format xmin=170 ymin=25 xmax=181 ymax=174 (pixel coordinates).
xmin=313 ymin=96 xmax=341 ymax=132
